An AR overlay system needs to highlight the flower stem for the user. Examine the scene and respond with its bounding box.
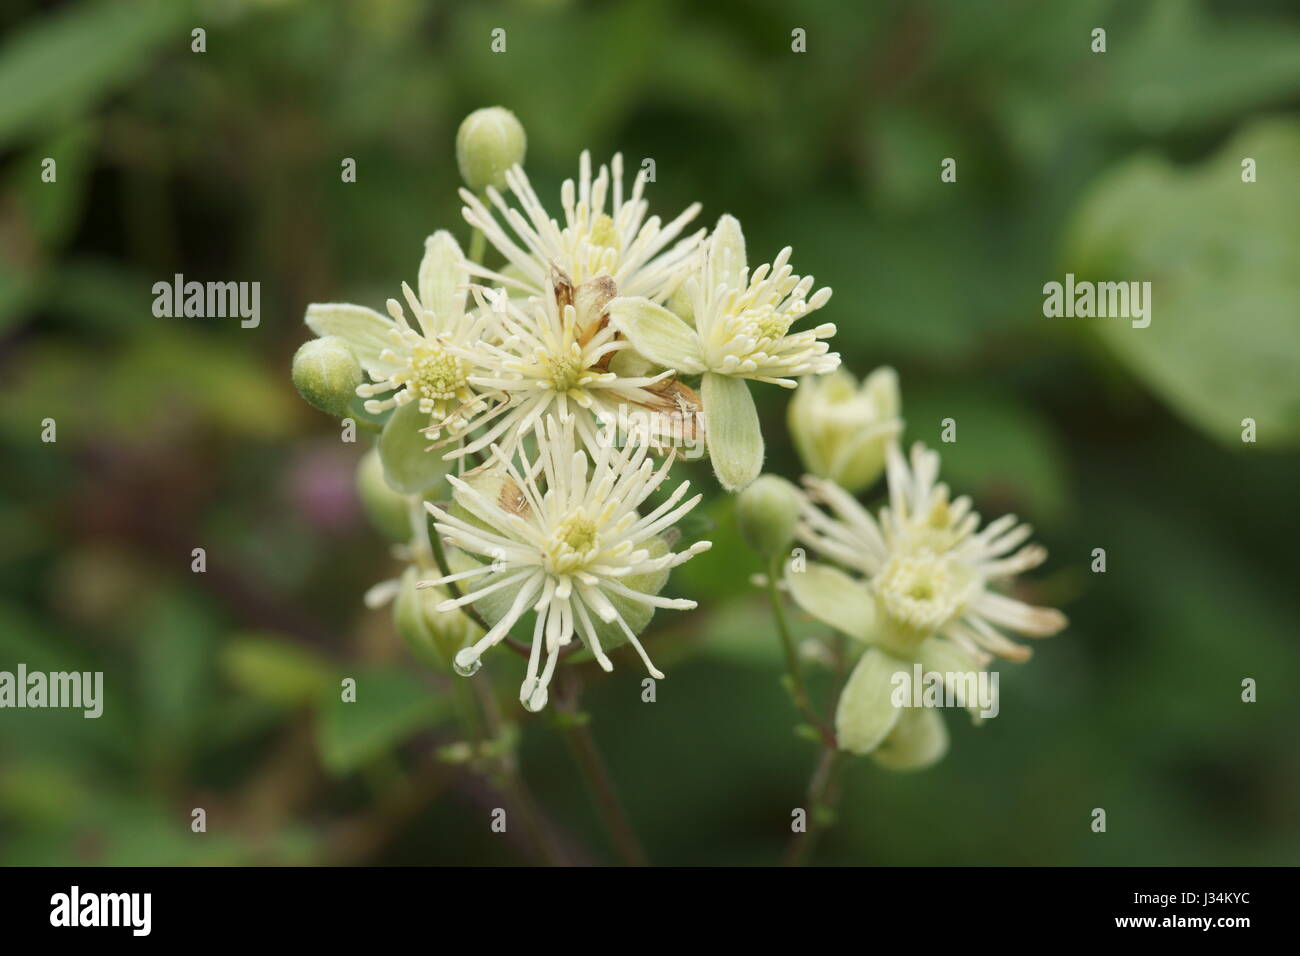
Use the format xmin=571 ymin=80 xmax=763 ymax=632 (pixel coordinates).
xmin=467 ymin=189 xmax=489 ymax=264
xmin=784 ymin=746 xmax=844 ymax=867
xmin=766 ymin=553 xmax=834 ymax=746
xmin=556 ymin=671 xmax=648 ymax=866
xmin=469 ymin=677 xmax=565 ymax=866
xmin=426 ymin=518 xmax=492 ymax=634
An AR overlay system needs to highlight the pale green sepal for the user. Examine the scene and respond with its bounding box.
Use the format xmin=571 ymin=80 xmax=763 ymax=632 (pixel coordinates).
xmin=871 ymin=705 xmax=949 ymax=770
xmin=916 ymin=637 xmax=996 ymax=724
xmin=417 ymin=230 xmax=467 ymax=325
xmin=785 ymin=559 xmax=876 ymax=642
xmin=607 ymin=297 xmax=705 ymax=373
xmin=305 ymin=303 xmax=399 ymax=377
xmin=379 ymin=400 xmax=450 ymax=494
xmin=702 ymin=371 xmax=763 ymax=491
xmin=835 ymin=647 xmax=907 ymax=755
xmin=708 ymin=213 xmax=747 ymax=290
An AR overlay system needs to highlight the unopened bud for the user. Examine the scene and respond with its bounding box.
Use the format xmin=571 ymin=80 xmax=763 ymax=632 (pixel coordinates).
xmin=456 ymin=106 xmax=526 ymax=191
xmin=735 ymin=474 xmax=802 ymax=557
xmin=355 ymin=449 xmax=410 ymax=542
xmin=788 ymin=366 xmax=901 ymax=493
xmin=292 ymin=336 xmax=362 ymax=417
xmin=394 ymin=564 xmax=483 ymax=673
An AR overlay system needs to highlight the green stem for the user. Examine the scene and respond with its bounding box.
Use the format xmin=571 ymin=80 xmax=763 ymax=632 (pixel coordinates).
xmin=784 ymin=747 xmax=844 ymax=867
xmin=557 ymin=673 xmax=648 ymax=866
xmin=471 ymin=678 xmax=565 ymax=866
xmin=766 ymin=553 xmax=834 ymax=745
xmin=427 ymin=520 xmax=492 ymax=633
xmin=467 ymin=189 xmax=489 ymax=265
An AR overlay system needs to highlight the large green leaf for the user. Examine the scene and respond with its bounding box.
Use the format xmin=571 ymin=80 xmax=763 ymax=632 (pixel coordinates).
xmin=1063 ymin=118 xmax=1300 ymax=447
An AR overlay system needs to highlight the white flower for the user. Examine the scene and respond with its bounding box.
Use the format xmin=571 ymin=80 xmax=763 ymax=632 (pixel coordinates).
xmin=304 ymin=231 xmax=487 ymax=442
xmin=421 ymin=415 xmax=712 ymax=711
xmin=608 ymin=214 xmax=839 ymax=386
xmin=439 ymin=274 xmax=695 ymax=462
xmin=796 ymin=441 xmax=1067 ymax=663
xmin=460 ymin=151 xmax=704 ymax=303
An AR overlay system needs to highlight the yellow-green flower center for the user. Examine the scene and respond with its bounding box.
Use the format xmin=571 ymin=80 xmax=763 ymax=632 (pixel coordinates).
xmin=873 ymin=549 xmax=975 ymax=651
xmin=544 ymin=353 xmax=586 ymax=392
xmin=588 ymin=213 xmax=620 ymax=252
xmin=547 ymin=511 xmax=600 ymax=573
xmin=409 ymin=342 xmax=468 ymax=402
xmin=739 ymin=306 xmax=792 ymax=347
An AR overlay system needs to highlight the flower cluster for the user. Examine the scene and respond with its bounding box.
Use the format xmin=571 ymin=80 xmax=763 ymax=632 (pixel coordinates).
xmin=291 ymin=108 xmax=1065 ymax=773
xmin=291 ymin=107 xmax=842 ymax=710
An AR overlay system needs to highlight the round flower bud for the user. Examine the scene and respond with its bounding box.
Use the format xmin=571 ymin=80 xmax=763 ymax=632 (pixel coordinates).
xmin=394 ymin=564 xmax=483 ymax=673
xmin=735 ymin=474 xmax=802 ymax=558
xmin=788 ymin=366 xmax=902 ymax=494
xmin=355 ymin=448 xmax=411 ymax=542
xmin=292 ymin=336 xmax=362 ymax=418
xmin=455 ymin=107 xmax=526 ymax=192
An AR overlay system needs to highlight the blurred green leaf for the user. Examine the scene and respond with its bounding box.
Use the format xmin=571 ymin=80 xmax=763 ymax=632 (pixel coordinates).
xmin=1099 ymin=0 xmax=1300 ymax=135
xmin=1064 ymin=118 xmax=1300 ymax=447
xmin=132 ymin=591 xmax=216 ymax=756
xmin=0 ymin=0 xmax=188 ymax=148
xmin=222 ymin=631 xmax=334 ymax=708
xmin=315 ymin=666 xmax=443 ymax=775
xmin=105 ymin=329 xmax=301 ymax=438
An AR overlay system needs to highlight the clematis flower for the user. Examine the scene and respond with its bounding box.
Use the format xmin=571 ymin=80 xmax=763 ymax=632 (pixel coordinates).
xmin=304 ymin=231 xmax=488 ymax=445
xmin=786 ymin=441 xmax=1067 ymax=768
xmin=460 ymin=151 xmax=705 ymax=304
xmin=438 ymin=272 xmax=702 ymax=463
xmin=608 ymin=215 xmax=838 ymax=491
xmin=420 ymin=415 xmax=712 ymax=712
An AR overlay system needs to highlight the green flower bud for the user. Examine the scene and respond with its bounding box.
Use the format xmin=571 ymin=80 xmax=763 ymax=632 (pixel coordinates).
xmin=735 ymin=474 xmax=802 ymax=557
xmin=355 ymin=448 xmax=411 ymax=542
xmin=456 ymin=106 xmax=526 ymax=192
xmin=394 ymin=563 xmax=483 ymax=673
xmin=292 ymin=336 xmax=362 ymax=417
xmin=788 ymin=366 xmax=902 ymax=494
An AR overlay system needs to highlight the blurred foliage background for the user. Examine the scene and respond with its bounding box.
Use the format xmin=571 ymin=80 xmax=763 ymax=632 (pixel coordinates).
xmin=1 ymin=0 xmax=1298 ymax=866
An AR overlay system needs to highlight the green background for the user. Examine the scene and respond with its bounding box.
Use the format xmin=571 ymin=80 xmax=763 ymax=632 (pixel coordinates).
xmin=1 ymin=0 xmax=1298 ymax=865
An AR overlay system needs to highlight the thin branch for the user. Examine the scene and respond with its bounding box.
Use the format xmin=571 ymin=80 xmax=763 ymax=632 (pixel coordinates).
xmin=766 ymin=553 xmax=835 ymax=746
xmin=556 ymin=670 xmax=648 ymax=867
